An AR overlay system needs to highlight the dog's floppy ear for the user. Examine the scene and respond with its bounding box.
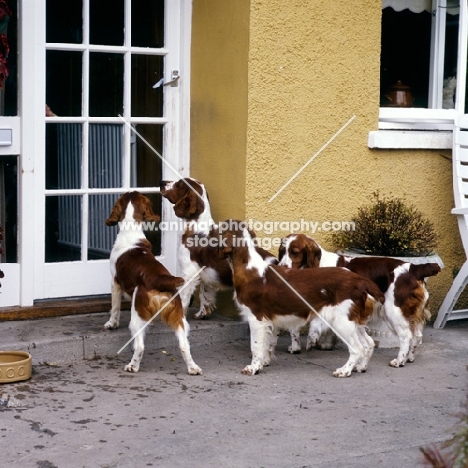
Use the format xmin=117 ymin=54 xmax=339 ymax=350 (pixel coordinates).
xmin=305 ymin=240 xmax=322 ymax=268
xmin=140 ymin=195 xmax=161 ymax=223
xmin=174 ymin=188 xmax=204 ymax=219
xmin=106 ymin=196 xmax=125 ymax=226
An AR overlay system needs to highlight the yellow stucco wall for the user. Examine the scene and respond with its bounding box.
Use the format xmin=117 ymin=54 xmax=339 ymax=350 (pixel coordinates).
xmin=191 ymin=0 xmax=465 ymax=317
xmin=190 ymin=0 xmax=250 ymax=222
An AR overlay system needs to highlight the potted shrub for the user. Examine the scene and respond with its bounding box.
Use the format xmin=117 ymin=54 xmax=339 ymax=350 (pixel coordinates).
xmin=330 ymin=193 xmax=442 ymax=347
xmin=331 ymin=192 xmax=438 ymax=258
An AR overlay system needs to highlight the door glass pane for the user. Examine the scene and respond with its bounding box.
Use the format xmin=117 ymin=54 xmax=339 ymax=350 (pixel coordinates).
xmin=45 ymin=195 xmax=82 ymax=263
xmin=442 ymin=11 xmax=458 ymax=110
xmin=46 ymin=50 xmax=82 ymax=117
xmin=3 ymin=0 xmax=17 ymax=116
xmin=131 ymin=124 xmax=163 ymax=187
xmin=89 ymin=52 xmax=123 ymax=117
xmin=88 ymin=194 xmax=118 ymax=259
xmin=89 ymin=124 xmax=123 ymax=188
xmin=90 ymin=0 xmax=124 ymax=46
xmin=131 ymin=0 xmax=164 ymax=48
xmin=131 ymin=55 xmax=164 ymax=117
xmin=46 ymin=0 xmax=83 ymax=44
xmin=144 ymin=193 xmax=162 ymax=257
xmin=46 ymin=123 xmax=82 ymax=190
xmin=0 ymin=156 xmax=17 ymax=263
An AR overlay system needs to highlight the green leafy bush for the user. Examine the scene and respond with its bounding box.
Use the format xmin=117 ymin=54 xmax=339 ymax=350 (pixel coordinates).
xmin=332 ymin=193 xmax=437 ymax=257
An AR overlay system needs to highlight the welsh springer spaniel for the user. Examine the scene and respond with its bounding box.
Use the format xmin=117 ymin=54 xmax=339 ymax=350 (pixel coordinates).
xmin=160 ymin=178 xmax=276 ymax=319
xmin=217 ymin=223 xmax=385 ymax=377
xmin=104 ymin=191 xmax=202 ymax=375
xmin=279 ymin=233 xmax=441 ymax=367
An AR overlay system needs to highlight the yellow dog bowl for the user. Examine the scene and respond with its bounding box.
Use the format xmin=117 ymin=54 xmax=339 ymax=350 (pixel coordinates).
xmin=0 ymin=351 xmax=32 ymax=383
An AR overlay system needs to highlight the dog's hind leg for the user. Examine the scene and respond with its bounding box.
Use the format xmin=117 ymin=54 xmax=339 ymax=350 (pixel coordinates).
xmin=354 ymin=326 xmax=375 ymax=372
xmin=407 ymin=322 xmax=424 ymax=363
xmin=242 ymin=313 xmax=269 ymax=375
xmin=104 ymin=280 xmax=122 ymax=329
xmin=180 ymin=274 xmax=201 ymax=313
xmin=288 ymin=326 xmax=302 ymax=354
xmin=173 ymin=317 xmax=203 ymax=375
xmin=326 ymin=303 xmax=365 ymax=378
xmin=125 ymin=288 xmax=147 ymax=373
xmin=194 ymin=283 xmax=217 ymax=319
xmin=382 ymin=303 xmax=412 ymax=368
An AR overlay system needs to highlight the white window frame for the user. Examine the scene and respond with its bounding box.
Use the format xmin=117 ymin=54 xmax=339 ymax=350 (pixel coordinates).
xmin=369 ymin=0 xmax=468 ymax=149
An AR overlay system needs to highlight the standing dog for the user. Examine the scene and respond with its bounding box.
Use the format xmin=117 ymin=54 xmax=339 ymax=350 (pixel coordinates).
xmin=218 ymin=223 xmax=384 ymax=377
xmin=160 ymin=178 xmax=276 ymax=318
xmin=105 ymin=191 xmax=202 ymax=375
xmin=279 ymin=233 xmax=441 ymax=367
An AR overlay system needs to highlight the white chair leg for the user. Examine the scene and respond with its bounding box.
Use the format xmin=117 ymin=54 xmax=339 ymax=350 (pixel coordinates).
xmin=433 ymin=261 xmax=468 ymax=328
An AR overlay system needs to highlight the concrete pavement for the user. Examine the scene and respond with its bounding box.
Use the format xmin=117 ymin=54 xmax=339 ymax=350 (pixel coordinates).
xmin=0 ymin=310 xmax=467 ymax=468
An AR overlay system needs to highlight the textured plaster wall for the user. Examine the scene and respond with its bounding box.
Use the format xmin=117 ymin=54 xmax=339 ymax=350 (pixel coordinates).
xmin=190 ymin=0 xmax=464 ymax=315
xmin=244 ymin=0 xmax=463 ymax=313
xmin=190 ymin=0 xmax=249 ymax=222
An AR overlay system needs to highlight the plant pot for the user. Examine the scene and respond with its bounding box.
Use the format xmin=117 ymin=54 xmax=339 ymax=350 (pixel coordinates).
xmin=338 ymin=251 xmax=444 ymax=348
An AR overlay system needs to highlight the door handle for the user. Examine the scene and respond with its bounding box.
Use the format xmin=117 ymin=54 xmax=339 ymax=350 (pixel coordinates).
xmin=163 ymin=70 xmax=180 ymax=87
xmin=152 ymin=71 xmax=180 ymax=89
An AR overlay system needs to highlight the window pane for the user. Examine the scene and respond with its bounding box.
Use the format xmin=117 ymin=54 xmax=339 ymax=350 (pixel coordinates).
xmin=381 ymin=8 xmax=431 ymax=108
xmin=131 ymin=55 xmax=164 ymax=117
xmin=46 ymin=0 xmax=83 ymax=44
xmin=0 ymin=156 xmax=17 ymax=263
xmin=90 ymin=0 xmax=124 ymax=46
xmin=144 ymin=193 xmax=162 ymax=257
xmin=45 ymin=195 xmax=82 ymax=263
xmin=46 ymin=123 xmax=82 ymax=190
xmin=131 ymin=0 xmax=164 ymax=48
xmin=89 ymin=52 xmax=123 ymax=117
xmin=131 ymin=124 xmax=163 ymax=188
xmin=443 ymin=12 xmax=459 ymax=109
xmin=88 ymin=194 xmax=118 ymax=259
xmin=3 ymin=0 xmax=18 ymax=116
xmin=46 ymin=50 xmax=82 ymax=117
xmin=89 ymin=124 xmax=123 ymax=189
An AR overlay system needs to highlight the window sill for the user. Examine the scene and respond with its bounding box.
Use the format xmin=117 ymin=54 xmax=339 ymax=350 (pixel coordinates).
xmin=368 ymin=130 xmax=453 ymax=149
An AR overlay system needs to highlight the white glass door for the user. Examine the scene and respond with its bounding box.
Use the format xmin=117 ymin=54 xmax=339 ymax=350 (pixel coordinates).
xmin=19 ymin=0 xmax=190 ymax=304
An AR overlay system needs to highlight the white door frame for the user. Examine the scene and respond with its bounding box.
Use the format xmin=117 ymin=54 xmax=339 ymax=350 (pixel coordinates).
xmin=0 ymin=0 xmax=192 ymax=307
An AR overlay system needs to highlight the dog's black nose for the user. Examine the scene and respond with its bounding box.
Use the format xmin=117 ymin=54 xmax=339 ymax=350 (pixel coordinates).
xmin=159 ymin=180 xmax=169 ymax=189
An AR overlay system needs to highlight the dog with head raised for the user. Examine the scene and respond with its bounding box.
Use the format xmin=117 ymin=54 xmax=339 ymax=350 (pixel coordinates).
xmin=105 ymin=191 xmax=202 ymax=375
xmin=160 ymin=178 xmax=276 ymax=319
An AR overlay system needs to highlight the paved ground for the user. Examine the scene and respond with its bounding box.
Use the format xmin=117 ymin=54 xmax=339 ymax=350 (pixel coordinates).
xmin=0 ymin=311 xmax=467 ymax=468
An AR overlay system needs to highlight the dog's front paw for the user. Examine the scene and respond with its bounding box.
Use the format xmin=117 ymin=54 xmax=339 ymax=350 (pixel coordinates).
xmin=188 ymin=364 xmax=203 ymax=375
xmin=241 ymin=365 xmax=260 ymax=376
xmin=288 ymin=344 xmax=301 ymax=354
xmin=193 ymin=308 xmax=211 ymax=320
xmin=124 ymin=363 xmax=140 ymax=372
xmin=389 ymin=358 xmax=405 ymax=368
xmin=332 ymin=366 xmax=352 ymax=378
xmin=104 ymin=319 xmax=119 ymax=330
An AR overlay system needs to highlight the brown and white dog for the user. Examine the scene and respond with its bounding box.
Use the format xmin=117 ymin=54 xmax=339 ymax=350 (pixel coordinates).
xmin=279 ymin=233 xmax=441 ymax=367
xmin=160 ymin=178 xmax=276 ymax=319
xmin=218 ymin=224 xmax=385 ymax=377
xmin=104 ymin=191 xmax=202 ymax=375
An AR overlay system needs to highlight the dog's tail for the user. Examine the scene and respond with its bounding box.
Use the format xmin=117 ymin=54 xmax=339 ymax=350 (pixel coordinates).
xmin=363 ymin=277 xmax=385 ymax=305
xmin=409 ymin=262 xmax=441 ymax=281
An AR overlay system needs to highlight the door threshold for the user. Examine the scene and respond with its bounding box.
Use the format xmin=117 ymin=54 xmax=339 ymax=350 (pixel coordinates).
xmin=0 ymin=295 xmax=131 ymax=321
